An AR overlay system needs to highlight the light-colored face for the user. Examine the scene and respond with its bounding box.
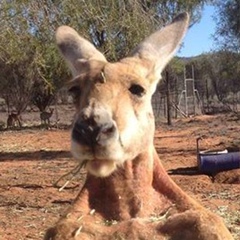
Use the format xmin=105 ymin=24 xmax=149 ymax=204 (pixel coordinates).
xmin=56 ymin=13 xmax=189 ymax=177
xmin=69 ymin=59 xmax=156 ymax=177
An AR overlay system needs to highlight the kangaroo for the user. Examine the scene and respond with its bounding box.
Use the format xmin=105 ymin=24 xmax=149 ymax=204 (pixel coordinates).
xmin=7 ymin=113 xmax=22 ymax=129
xmin=40 ymin=108 xmax=54 ymax=126
xmin=45 ymin=13 xmax=233 ymax=240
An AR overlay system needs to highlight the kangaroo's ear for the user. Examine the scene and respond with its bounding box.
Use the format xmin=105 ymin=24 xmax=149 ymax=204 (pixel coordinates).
xmin=130 ymin=12 xmax=189 ymax=83
xmin=55 ymin=26 xmax=107 ymax=77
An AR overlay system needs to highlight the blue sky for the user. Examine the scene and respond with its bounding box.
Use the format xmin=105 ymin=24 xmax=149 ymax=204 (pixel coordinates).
xmin=177 ymin=5 xmax=216 ymax=57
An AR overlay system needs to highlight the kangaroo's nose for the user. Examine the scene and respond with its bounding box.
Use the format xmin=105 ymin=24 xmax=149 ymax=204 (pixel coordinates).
xmin=72 ymin=118 xmax=117 ymax=147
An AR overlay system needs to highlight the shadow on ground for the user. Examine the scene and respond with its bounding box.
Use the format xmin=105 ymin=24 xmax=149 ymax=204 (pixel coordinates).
xmin=0 ymin=150 xmax=72 ymax=161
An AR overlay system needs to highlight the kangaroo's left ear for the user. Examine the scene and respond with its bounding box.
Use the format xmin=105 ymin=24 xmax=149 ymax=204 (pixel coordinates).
xmin=130 ymin=12 xmax=189 ymax=83
xmin=55 ymin=26 xmax=107 ymax=77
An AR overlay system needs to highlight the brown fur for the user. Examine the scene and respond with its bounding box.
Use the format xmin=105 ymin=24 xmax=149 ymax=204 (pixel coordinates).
xmin=45 ymin=13 xmax=233 ymax=239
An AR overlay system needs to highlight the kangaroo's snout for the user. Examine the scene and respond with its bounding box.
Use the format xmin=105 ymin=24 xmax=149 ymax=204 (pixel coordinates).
xmin=72 ymin=107 xmax=117 ymax=147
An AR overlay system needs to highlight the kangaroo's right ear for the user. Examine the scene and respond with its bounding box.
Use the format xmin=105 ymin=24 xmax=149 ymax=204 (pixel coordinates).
xmin=130 ymin=12 xmax=189 ymax=84
xmin=55 ymin=26 xmax=107 ymax=77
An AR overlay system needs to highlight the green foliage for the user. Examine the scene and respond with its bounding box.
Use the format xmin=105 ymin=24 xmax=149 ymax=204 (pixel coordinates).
xmin=31 ymin=80 xmax=55 ymax=112
xmin=0 ymin=0 xmax=209 ymax=112
xmin=187 ymin=51 xmax=240 ymax=103
xmin=214 ymin=0 xmax=240 ymax=51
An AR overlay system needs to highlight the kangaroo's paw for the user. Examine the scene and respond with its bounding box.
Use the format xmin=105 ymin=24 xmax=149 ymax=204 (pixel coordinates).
xmin=159 ymin=209 xmax=232 ymax=240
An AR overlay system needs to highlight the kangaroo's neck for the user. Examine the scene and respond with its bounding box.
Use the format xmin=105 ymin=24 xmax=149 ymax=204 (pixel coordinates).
xmin=68 ymin=146 xmax=194 ymax=222
xmin=81 ymin=149 xmax=153 ymax=219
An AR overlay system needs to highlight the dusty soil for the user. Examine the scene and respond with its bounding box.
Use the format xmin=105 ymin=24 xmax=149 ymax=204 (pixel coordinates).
xmin=0 ymin=112 xmax=239 ymax=240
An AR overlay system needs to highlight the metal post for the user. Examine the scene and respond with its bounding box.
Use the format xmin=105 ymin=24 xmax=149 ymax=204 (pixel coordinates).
xmin=166 ymin=70 xmax=172 ymax=125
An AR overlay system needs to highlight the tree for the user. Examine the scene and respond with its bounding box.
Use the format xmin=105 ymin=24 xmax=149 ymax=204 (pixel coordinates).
xmin=31 ymin=80 xmax=55 ymax=112
xmin=0 ymin=21 xmax=37 ymax=114
xmin=206 ymin=0 xmax=240 ymax=112
xmin=54 ymin=0 xmax=212 ymax=61
xmin=0 ymin=0 xmax=211 ymax=115
xmin=186 ymin=51 xmax=240 ymax=113
xmin=214 ymin=0 xmax=240 ymax=52
xmin=0 ymin=0 xmax=68 ymax=113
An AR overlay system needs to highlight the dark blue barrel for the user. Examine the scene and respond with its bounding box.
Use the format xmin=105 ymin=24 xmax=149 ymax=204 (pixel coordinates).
xmin=198 ymin=152 xmax=240 ymax=174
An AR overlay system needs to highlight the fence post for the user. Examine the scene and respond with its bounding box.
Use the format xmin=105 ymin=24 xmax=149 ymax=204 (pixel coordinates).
xmin=166 ymin=70 xmax=172 ymax=125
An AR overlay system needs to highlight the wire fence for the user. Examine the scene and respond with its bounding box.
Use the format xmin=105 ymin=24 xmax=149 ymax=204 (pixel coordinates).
xmin=152 ymin=88 xmax=240 ymax=123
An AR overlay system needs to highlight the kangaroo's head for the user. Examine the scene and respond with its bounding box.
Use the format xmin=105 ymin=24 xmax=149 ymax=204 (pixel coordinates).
xmin=56 ymin=13 xmax=189 ymax=177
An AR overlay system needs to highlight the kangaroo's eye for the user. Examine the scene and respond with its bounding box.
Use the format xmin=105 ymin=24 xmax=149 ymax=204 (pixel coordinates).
xmin=129 ymin=84 xmax=145 ymax=97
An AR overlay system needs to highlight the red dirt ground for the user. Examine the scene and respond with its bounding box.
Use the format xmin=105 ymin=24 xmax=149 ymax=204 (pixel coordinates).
xmin=0 ymin=113 xmax=239 ymax=240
